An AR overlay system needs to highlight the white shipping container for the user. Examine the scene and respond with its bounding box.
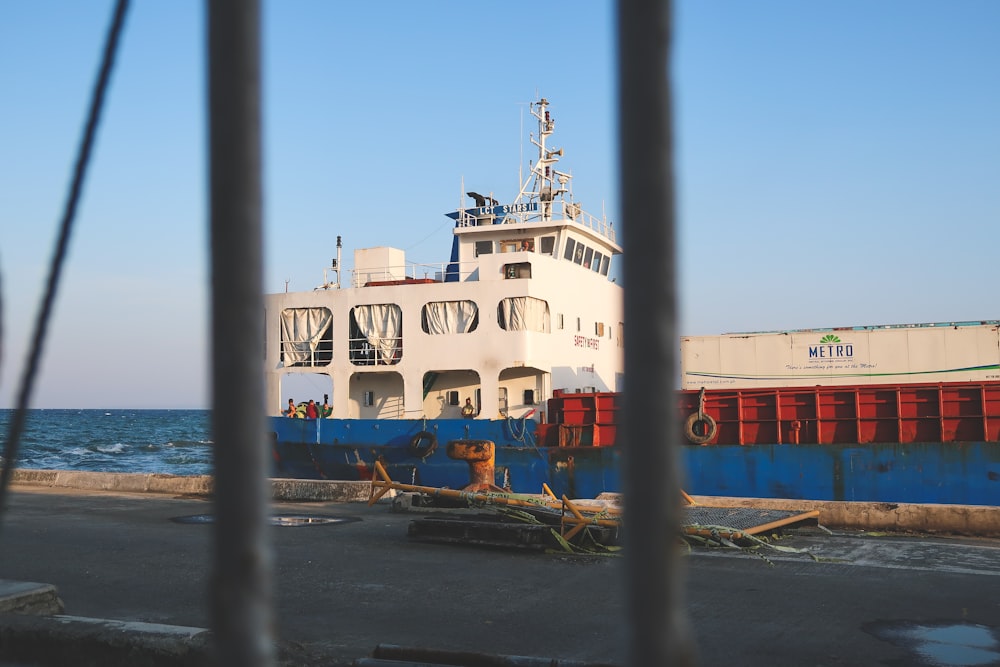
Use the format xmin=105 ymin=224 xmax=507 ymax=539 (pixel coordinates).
xmin=680 ymin=321 xmax=1000 ymax=390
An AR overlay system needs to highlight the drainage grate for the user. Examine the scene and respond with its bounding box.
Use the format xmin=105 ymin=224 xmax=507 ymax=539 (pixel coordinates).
xmin=170 ymin=514 xmax=359 ymax=527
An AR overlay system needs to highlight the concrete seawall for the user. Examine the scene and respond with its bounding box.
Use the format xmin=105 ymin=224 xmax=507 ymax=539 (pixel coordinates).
xmin=10 ymin=469 xmax=376 ymax=503
xmin=689 ymin=495 xmax=1000 ymax=537
xmin=10 ymin=469 xmax=999 ymax=536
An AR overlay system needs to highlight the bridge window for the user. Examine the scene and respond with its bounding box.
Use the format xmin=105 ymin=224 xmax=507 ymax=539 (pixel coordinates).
xmin=592 ymin=251 xmax=604 ymax=272
xmin=501 ymin=238 xmax=534 ymax=252
xmin=563 ymin=238 xmax=576 ymax=261
xmin=540 ymin=236 xmax=555 ymax=255
xmin=475 ymin=240 xmax=493 ymax=257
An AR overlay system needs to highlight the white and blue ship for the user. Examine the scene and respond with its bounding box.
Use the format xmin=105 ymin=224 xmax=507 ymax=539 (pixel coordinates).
xmin=264 ymin=98 xmax=624 ymax=498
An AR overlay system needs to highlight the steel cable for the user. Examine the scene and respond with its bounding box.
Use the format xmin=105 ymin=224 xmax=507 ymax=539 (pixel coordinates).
xmin=0 ymin=0 xmax=131 ymax=525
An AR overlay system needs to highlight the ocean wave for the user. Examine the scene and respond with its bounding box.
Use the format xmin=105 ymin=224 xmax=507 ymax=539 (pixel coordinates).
xmin=164 ymin=439 xmax=213 ymax=448
xmin=3 ymin=409 xmax=213 ymax=474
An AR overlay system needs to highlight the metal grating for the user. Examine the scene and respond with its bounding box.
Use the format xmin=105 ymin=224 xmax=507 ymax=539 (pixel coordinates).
xmin=683 ymin=506 xmax=816 ymax=534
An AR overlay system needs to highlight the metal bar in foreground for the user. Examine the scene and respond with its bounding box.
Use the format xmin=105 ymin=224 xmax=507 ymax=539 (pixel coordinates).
xmin=206 ymin=0 xmax=273 ymax=665
xmin=618 ymin=0 xmax=697 ymax=664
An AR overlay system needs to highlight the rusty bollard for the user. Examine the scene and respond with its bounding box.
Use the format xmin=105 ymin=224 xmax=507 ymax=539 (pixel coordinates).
xmin=445 ymin=439 xmax=508 ymax=493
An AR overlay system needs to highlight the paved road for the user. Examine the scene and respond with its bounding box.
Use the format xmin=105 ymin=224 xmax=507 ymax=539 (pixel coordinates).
xmin=2 ymin=486 xmax=999 ymax=666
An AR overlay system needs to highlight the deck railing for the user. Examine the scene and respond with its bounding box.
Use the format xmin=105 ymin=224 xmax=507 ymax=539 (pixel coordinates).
xmin=454 ymin=199 xmax=617 ymax=244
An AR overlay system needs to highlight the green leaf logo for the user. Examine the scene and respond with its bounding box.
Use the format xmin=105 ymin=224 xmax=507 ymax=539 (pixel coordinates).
xmin=819 ymin=334 xmax=841 ymax=344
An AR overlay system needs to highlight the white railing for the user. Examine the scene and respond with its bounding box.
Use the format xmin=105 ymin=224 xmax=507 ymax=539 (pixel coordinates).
xmin=348 ymin=261 xmax=480 ymax=286
xmin=347 ymin=336 xmax=403 ymax=366
xmin=454 ymin=200 xmax=616 ymax=244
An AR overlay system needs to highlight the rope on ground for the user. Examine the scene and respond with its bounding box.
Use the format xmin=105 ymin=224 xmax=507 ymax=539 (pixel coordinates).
xmin=682 ymin=523 xmax=820 ymax=566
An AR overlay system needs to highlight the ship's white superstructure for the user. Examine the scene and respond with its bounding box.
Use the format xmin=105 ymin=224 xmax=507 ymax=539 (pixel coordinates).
xmin=263 ymin=98 xmax=623 ymax=423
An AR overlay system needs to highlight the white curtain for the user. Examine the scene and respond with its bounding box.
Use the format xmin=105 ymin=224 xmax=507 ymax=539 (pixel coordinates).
xmin=352 ymin=304 xmax=402 ymax=363
xmin=423 ymin=300 xmax=478 ymax=335
xmin=280 ymin=308 xmax=332 ymax=366
xmin=499 ymin=297 xmax=550 ymax=332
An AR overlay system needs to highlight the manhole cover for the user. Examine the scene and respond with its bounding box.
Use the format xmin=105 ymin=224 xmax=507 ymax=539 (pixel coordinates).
xmin=271 ymin=515 xmax=357 ymax=527
xmin=171 ymin=514 xmax=358 ymax=527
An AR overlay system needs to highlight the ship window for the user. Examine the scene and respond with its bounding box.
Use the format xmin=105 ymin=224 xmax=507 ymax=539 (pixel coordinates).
xmin=583 ymin=247 xmax=594 ymax=269
xmin=557 ymin=313 xmax=564 ymax=330
xmin=563 ymin=238 xmax=576 ymax=261
xmin=617 ymin=322 xmax=624 ymax=347
xmin=577 ymin=317 xmax=581 ymax=332
xmin=540 ymin=236 xmax=555 ymax=255
xmin=498 ymin=297 xmax=550 ymax=333
xmin=600 ymin=255 xmax=610 ymax=276
xmin=524 ymin=389 xmax=535 ymax=405
xmin=280 ymin=307 xmax=332 ymax=368
xmin=363 ymin=390 xmax=374 ymax=407
xmin=475 ymin=240 xmax=493 ymax=257
xmin=421 ymin=300 xmax=479 ymax=334
xmin=349 ymin=304 xmax=402 ymax=366
xmin=501 ymin=239 xmax=534 ymax=252
xmin=592 ymin=251 xmax=604 ymax=272
xmin=447 ymin=390 xmax=459 ymax=406
xmin=596 ymin=322 xmax=605 ymax=337
xmin=573 ymin=243 xmax=586 ymax=265
xmin=503 ymin=262 xmax=531 ymax=279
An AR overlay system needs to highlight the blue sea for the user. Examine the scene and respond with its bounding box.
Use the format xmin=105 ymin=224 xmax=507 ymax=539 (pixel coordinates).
xmin=0 ymin=409 xmax=212 ymax=475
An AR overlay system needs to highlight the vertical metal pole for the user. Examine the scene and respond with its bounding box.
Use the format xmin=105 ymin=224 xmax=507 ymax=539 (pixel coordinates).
xmin=618 ymin=1 xmax=696 ymax=665
xmin=207 ymin=1 xmax=273 ymax=665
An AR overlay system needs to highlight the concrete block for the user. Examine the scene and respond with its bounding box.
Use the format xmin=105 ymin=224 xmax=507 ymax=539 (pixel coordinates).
xmin=0 ymin=581 xmax=64 ymax=616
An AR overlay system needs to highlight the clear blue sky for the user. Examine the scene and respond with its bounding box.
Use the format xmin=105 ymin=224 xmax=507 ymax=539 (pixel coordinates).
xmin=1 ymin=1 xmax=997 ymax=408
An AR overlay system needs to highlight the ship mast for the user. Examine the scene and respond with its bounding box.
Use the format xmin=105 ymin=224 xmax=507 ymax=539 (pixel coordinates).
xmin=514 ymin=98 xmax=571 ymax=222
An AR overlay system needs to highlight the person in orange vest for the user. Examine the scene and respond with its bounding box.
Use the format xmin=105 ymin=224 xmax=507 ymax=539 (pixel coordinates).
xmin=305 ymin=400 xmax=319 ymax=419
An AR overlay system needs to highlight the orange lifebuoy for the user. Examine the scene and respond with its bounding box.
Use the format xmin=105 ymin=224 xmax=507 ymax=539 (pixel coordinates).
xmin=683 ymin=412 xmax=717 ymax=445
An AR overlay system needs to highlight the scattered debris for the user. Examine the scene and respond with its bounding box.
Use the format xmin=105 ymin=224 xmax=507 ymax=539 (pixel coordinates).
xmin=370 ymin=461 xmax=823 ymax=558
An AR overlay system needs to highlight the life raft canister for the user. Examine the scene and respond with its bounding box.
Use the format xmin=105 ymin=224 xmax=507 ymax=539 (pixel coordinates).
xmin=683 ymin=412 xmax=718 ymax=445
xmin=408 ymin=430 xmax=438 ymax=458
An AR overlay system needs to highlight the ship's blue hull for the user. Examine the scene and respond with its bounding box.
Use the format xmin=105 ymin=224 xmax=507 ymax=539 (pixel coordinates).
xmin=268 ymin=417 xmax=1000 ymax=505
xmin=268 ymin=416 xmax=619 ymax=499
xmin=683 ymin=442 xmax=1000 ymax=506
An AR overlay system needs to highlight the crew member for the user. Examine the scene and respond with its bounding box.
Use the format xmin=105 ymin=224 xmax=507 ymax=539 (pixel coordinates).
xmin=306 ymin=399 xmax=319 ymax=419
xmin=285 ymin=398 xmax=296 ymax=417
xmin=461 ymin=398 xmax=476 ymax=419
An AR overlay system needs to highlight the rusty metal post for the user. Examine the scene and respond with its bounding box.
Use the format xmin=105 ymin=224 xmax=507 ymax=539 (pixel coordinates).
xmin=446 ymin=439 xmax=507 ymax=493
xmin=206 ymin=0 xmax=273 ymax=665
xmin=617 ymin=1 xmax=696 ymax=665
